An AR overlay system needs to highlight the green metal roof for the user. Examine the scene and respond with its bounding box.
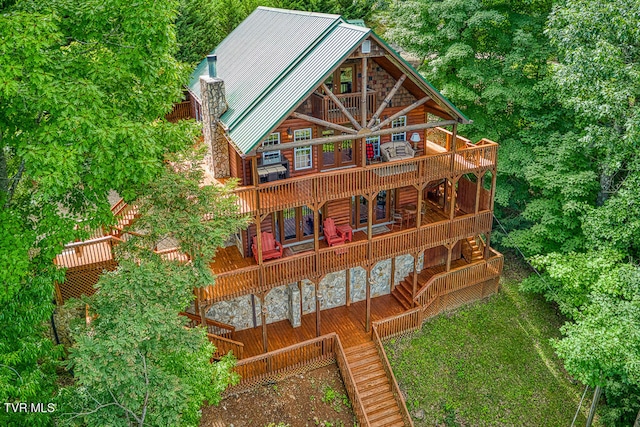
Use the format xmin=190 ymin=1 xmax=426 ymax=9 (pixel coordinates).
xmin=188 ymin=7 xmax=469 ymax=155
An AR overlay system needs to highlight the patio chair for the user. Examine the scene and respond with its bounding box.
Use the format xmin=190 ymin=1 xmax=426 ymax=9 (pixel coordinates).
xmin=251 ymin=232 xmax=283 ymax=262
xmin=323 ymin=218 xmax=346 ymax=247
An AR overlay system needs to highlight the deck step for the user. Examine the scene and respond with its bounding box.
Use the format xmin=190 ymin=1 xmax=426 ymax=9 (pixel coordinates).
xmin=370 ymin=413 xmax=405 ymax=427
xmin=346 ymin=341 xmax=407 ymax=426
xmin=391 ymin=277 xmax=414 ymax=310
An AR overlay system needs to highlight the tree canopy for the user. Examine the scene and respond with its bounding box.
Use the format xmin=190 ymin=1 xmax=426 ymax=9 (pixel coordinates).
xmin=0 ymin=0 xmax=194 ymax=424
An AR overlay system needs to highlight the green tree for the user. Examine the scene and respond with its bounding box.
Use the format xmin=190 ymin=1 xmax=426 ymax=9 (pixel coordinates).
xmin=0 ymin=0 xmax=192 ymax=424
xmin=59 ymin=148 xmax=248 ymax=426
xmin=384 ymin=0 xmax=593 ymax=255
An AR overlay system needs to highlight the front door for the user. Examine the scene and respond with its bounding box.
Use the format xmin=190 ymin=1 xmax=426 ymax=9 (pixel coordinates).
xmin=320 ymin=132 xmax=355 ymax=170
xmin=278 ymin=206 xmax=315 ymax=244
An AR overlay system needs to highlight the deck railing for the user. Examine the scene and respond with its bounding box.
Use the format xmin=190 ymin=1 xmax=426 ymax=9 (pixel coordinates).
xmin=312 ymin=90 xmax=376 ymax=124
xmin=372 ymin=326 xmax=415 ymax=427
xmin=414 ymin=251 xmax=503 ymax=310
xmin=233 ymin=143 xmax=496 ymax=216
xmin=372 ymin=306 xmax=424 ymax=341
xmin=204 ymin=211 xmax=495 ymax=303
xmin=166 ymin=101 xmax=192 ymax=122
xmin=228 ymin=334 xmax=337 ymax=391
xmin=208 ymin=333 xmax=245 ymax=360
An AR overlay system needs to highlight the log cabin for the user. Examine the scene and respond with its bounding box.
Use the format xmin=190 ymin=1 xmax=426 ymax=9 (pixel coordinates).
xmin=180 ymin=7 xmax=504 ymax=357
xmin=53 ymin=8 xmax=504 ymax=424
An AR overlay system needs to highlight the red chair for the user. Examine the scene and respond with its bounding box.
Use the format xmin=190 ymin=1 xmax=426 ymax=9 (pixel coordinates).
xmin=251 ymin=232 xmax=283 ymax=262
xmin=323 ymin=218 xmax=346 ymax=247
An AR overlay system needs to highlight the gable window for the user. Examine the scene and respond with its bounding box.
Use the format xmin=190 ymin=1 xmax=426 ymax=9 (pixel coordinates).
xmin=294 ymin=128 xmax=313 ymax=170
xmin=261 ymin=133 xmax=281 ymax=165
xmin=391 ymin=116 xmax=407 ymax=141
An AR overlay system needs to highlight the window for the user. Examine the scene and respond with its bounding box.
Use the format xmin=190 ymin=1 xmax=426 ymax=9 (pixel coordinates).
xmin=294 ymin=128 xmax=313 ymax=170
xmin=392 ymin=115 xmax=407 ymax=141
xmin=261 ymin=133 xmax=281 ymax=165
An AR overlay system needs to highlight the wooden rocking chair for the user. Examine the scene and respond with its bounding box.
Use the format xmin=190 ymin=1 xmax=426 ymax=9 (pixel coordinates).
xmin=323 ymin=218 xmax=346 ymax=247
xmin=251 ymin=232 xmax=283 ymax=262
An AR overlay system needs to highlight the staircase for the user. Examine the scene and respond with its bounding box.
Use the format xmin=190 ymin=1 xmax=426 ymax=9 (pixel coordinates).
xmin=345 ymin=342 xmax=405 ymax=427
xmin=465 ymin=236 xmax=484 ymax=262
xmin=110 ymin=199 xmax=139 ymax=238
xmin=391 ymin=273 xmax=414 ymax=310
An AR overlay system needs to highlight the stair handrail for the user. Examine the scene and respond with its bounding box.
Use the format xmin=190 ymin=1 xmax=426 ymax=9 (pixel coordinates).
xmin=206 ymin=333 xmax=245 ymax=360
xmin=179 ymin=311 xmax=236 ymax=338
xmin=371 ymin=325 xmax=415 ymax=427
xmin=333 ymin=334 xmax=371 ymax=427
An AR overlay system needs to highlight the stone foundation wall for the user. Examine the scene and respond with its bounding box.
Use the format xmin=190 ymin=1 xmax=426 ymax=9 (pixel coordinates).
xmin=206 ymin=254 xmax=424 ymax=331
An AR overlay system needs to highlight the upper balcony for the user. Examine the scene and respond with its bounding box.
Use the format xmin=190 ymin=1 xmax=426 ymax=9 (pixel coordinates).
xmin=309 ymin=90 xmax=376 ymax=124
xmin=233 ymin=128 xmax=498 ymax=216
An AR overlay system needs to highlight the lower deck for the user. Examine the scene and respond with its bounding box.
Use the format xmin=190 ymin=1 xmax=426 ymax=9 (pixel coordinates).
xmin=233 ymin=294 xmax=405 ymax=358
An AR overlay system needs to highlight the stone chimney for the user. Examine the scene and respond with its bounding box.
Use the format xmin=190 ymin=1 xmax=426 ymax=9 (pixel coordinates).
xmin=200 ymin=54 xmax=230 ymax=179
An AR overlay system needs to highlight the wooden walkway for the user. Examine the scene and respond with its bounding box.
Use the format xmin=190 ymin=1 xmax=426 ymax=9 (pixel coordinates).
xmin=233 ymin=294 xmax=405 ymax=358
xmin=346 ymin=342 xmax=405 ymax=427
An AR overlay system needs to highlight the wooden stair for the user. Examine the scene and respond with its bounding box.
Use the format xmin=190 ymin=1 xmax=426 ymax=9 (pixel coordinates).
xmin=466 ymin=236 xmax=484 ymax=262
xmin=391 ymin=273 xmax=414 ymax=310
xmin=345 ymin=342 xmax=406 ymax=427
xmin=110 ymin=200 xmax=139 ymax=238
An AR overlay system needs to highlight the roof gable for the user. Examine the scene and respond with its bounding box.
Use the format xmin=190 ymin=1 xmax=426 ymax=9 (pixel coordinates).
xmin=188 ymin=7 xmax=469 ymax=156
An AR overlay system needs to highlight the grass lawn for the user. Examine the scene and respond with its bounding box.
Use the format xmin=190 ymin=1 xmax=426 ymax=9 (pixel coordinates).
xmin=385 ymin=255 xmax=594 ymax=426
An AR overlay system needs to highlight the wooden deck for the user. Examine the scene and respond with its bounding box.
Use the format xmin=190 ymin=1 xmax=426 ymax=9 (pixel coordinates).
xmin=209 ymin=200 xmax=451 ymax=276
xmin=233 ymin=294 xmax=405 ymax=358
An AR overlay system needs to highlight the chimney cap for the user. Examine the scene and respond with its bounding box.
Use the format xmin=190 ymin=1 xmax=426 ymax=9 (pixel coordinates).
xmin=207 ymin=54 xmax=217 ymax=78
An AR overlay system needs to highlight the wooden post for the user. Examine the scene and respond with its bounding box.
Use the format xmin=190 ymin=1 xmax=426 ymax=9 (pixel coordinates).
xmin=490 ymin=168 xmax=497 ymax=212
xmin=365 ymin=267 xmax=372 ymax=333
xmin=484 ymin=232 xmax=492 ymax=260
xmin=315 ymin=280 xmax=321 ymax=337
xmin=449 ymin=123 xmax=458 ymax=174
xmin=411 ymin=254 xmax=419 ymax=307
xmin=255 ymin=213 xmax=263 ymax=265
xmin=367 ymin=195 xmax=374 ymax=240
xmin=449 ymin=178 xmax=457 ymax=220
xmin=361 ymin=56 xmax=367 ymax=128
xmin=260 ymin=292 xmax=268 ymax=354
xmin=390 ymin=257 xmax=396 ymax=292
xmin=298 ymin=281 xmax=304 ymax=320
xmin=446 ymin=243 xmax=453 ymax=271
xmin=475 ymin=173 xmax=483 ymax=214
xmin=346 ymin=268 xmax=351 ymax=306
xmin=414 ymin=183 xmax=425 ymax=228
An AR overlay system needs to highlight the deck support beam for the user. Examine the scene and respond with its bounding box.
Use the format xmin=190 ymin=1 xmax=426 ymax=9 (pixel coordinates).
xmin=345 ymin=268 xmax=351 ymax=306
xmin=365 ymin=267 xmax=372 ymax=333
xmin=361 ymin=56 xmax=368 ymax=128
xmin=390 ymin=257 xmax=396 ymax=292
xmin=475 ymin=172 xmax=484 ymax=214
xmin=314 ymin=279 xmax=321 ymax=337
xmin=411 ymin=254 xmax=419 ymax=307
xmin=260 ymin=292 xmax=268 ymax=354
xmin=446 ymin=242 xmax=453 ymax=272
xmin=413 ymin=183 xmax=426 ymax=228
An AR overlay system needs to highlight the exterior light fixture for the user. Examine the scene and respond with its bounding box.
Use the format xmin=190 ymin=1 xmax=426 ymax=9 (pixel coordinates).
xmin=410 ymin=132 xmax=421 ymax=149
